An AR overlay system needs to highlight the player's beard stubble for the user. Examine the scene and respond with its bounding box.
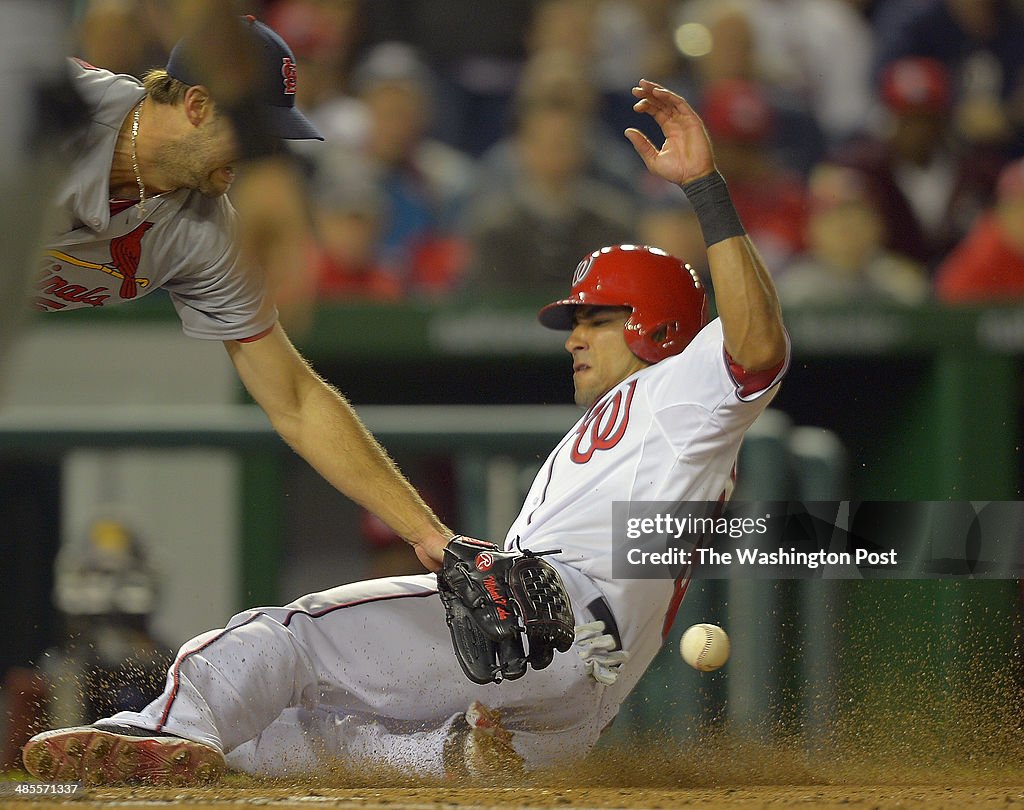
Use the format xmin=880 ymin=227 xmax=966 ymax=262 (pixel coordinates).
xmin=153 ymin=118 xmax=237 ymax=198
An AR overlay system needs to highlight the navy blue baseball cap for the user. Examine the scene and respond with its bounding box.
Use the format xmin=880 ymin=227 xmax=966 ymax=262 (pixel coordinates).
xmin=165 ymin=16 xmax=323 ymax=141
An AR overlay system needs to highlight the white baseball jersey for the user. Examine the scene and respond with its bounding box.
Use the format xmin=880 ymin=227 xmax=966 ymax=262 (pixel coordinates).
xmin=507 ymin=318 xmax=787 ymax=692
xmin=37 ymin=59 xmax=275 ymax=341
xmin=109 ymin=318 xmax=787 ymax=776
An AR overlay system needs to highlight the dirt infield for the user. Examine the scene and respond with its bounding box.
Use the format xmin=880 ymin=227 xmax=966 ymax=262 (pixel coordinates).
xmin=8 ymin=783 xmax=1024 ymax=810
xmin=7 ymin=731 xmax=1024 ymax=810
xmin=8 ymin=662 xmax=1024 ymax=810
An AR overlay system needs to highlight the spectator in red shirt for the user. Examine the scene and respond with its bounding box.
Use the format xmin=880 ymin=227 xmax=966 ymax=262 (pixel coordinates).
xmin=935 ymin=157 xmax=1024 ymax=302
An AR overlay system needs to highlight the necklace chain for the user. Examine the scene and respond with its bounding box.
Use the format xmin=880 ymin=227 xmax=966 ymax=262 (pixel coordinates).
xmin=130 ymin=99 xmax=147 ymax=217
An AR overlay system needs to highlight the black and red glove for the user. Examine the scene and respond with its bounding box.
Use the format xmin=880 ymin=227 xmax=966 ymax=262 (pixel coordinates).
xmin=438 ymin=537 xmax=575 ymax=685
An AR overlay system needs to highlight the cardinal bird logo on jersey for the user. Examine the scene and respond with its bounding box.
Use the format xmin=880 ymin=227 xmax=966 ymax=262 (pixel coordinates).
xmin=570 ymin=380 xmax=636 ymax=463
xmin=108 ymin=221 xmax=154 ymax=299
xmin=37 ymin=221 xmax=154 ymax=310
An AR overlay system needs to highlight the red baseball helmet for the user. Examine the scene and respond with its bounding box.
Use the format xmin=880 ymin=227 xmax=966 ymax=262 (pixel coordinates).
xmin=538 ymin=244 xmax=709 ymax=363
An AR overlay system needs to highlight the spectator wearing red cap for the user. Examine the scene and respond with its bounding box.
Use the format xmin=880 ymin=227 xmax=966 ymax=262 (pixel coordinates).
xmin=879 ymin=54 xmax=951 ymax=114
xmin=935 ymin=157 xmax=1024 ymax=302
xmin=828 ymin=56 xmax=1004 ymax=269
xmin=778 ymin=163 xmax=929 ymax=306
xmin=872 ymin=0 xmax=1024 ymax=156
xmin=698 ymin=78 xmax=809 ymax=271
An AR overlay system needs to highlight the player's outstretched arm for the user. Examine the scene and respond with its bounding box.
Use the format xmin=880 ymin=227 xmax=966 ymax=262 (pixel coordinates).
xmin=225 ymin=324 xmax=450 ymax=570
xmin=625 ymin=79 xmax=786 ymax=372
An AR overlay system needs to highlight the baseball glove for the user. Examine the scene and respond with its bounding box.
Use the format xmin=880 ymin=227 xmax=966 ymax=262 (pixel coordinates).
xmin=438 ymin=536 xmax=575 ymax=685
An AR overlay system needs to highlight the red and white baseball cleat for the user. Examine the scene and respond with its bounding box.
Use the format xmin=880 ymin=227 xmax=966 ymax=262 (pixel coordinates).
xmin=22 ymin=723 xmax=225 ymax=785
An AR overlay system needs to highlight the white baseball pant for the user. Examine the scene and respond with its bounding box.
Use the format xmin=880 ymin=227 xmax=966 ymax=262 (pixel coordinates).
xmin=108 ymin=574 xmax=627 ymax=776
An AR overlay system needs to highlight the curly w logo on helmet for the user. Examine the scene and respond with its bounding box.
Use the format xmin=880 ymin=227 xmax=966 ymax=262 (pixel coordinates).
xmin=572 ymin=255 xmax=595 ymax=286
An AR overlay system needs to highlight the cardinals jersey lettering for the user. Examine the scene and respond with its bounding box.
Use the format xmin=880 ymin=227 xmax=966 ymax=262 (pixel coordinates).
xmin=39 ymin=59 xmax=275 ymax=341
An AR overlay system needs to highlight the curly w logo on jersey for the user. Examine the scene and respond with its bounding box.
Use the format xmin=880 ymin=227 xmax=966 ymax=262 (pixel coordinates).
xmin=571 ymin=380 xmax=637 ymax=463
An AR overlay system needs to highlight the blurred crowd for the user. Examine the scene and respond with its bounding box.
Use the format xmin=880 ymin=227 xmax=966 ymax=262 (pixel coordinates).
xmin=72 ymin=0 xmax=1024 ymax=308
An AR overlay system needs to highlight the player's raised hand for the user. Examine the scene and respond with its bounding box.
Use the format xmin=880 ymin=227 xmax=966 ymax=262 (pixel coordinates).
xmin=625 ymin=79 xmax=716 ymax=187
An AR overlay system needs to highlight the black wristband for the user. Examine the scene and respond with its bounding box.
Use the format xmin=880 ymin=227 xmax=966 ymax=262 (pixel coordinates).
xmin=681 ymin=170 xmax=746 ymax=248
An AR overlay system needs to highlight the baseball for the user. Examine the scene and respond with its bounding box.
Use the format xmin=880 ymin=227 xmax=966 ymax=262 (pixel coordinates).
xmin=680 ymin=623 xmax=730 ymax=671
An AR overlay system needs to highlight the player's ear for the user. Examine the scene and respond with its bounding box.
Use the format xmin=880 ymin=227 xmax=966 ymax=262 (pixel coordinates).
xmin=182 ymin=85 xmax=213 ymax=127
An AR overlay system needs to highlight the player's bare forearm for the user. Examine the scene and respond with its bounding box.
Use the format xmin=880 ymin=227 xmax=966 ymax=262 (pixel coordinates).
xmin=626 ymin=78 xmax=786 ymax=371
xmin=706 ymin=237 xmax=787 ymax=371
xmin=288 ymin=381 xmax=450 ymax=554
xmin=226 ymin=326 xmax=451 ymax=568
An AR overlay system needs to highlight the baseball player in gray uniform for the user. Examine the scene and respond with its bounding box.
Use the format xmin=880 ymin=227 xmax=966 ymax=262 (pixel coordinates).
xmin=34 ymin=16 xmax=455 ymax=569
xmin=23 ymin=80 xmax=789 ymax=784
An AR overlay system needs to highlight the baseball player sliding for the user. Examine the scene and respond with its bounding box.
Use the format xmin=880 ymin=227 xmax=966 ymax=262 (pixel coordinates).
xmin=23 ymin=79 xmax=789 ymax=783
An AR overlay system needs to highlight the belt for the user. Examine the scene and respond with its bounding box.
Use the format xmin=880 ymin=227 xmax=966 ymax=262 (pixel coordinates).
xmin=585 ymin=596 xmax=623 ymax=652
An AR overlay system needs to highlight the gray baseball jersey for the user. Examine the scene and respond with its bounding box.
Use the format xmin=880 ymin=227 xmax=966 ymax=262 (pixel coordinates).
xmin=37 ymin=58 xmax=276 ymax=341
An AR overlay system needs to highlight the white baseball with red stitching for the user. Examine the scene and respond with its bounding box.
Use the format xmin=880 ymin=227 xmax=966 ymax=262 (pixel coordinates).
xmin=680 ymin=623 xmax=730 ymax=671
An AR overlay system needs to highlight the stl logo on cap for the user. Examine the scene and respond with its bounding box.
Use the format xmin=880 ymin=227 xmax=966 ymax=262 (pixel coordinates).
xmin=282 ymin=58 xmax=297 ymax=95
